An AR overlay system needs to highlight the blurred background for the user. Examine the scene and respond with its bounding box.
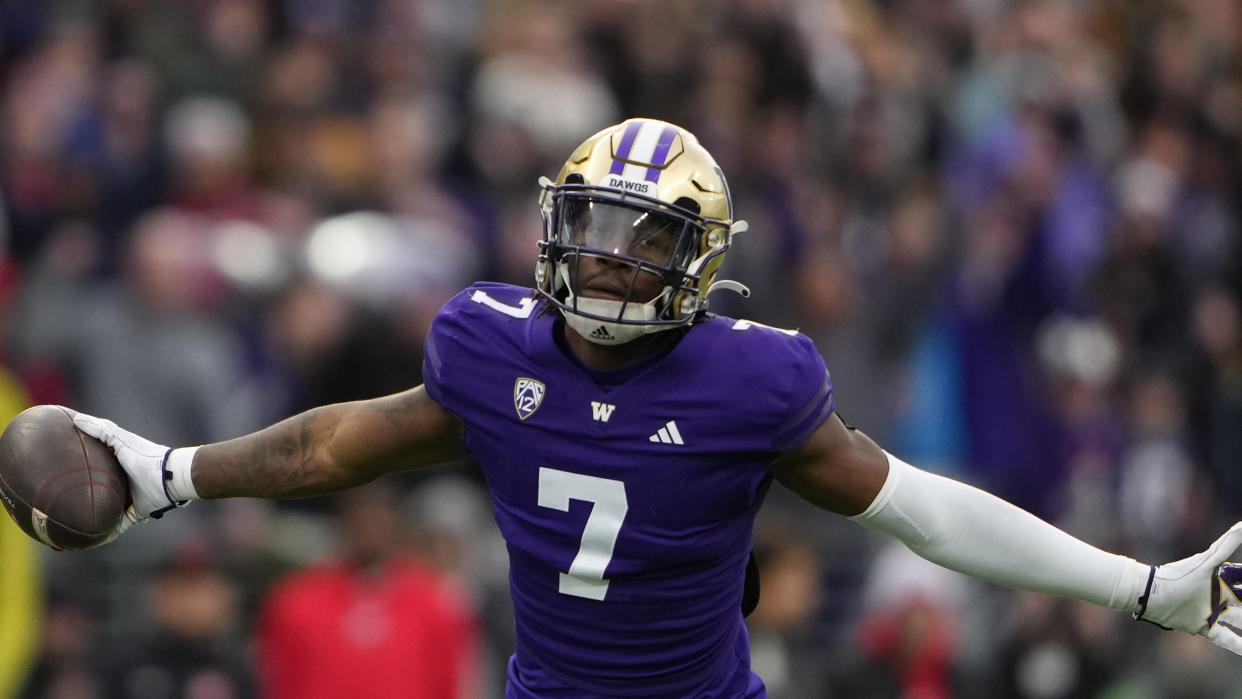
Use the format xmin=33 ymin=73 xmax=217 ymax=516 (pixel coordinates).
xmin=0 ymin=0 xmax=1241 ymax=697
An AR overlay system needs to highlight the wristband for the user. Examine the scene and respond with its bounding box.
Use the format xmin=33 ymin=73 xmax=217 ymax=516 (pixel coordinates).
xmin=165 ymin=446 xmax=201 ymax=502
xmin=1134 ymin=564 xmax=1158 ymax=622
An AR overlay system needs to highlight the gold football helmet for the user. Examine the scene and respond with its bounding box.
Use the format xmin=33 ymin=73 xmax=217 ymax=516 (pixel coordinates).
xmin=536 ymin=118 xmax=749 ymax=345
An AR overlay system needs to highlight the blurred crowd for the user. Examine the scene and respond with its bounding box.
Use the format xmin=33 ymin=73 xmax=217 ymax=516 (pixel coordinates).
xmin=2 ymin=0 xmax=1242 ymax=697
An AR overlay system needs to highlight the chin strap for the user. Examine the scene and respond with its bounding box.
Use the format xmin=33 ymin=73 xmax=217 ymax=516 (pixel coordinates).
xmin=561 ymin=290 xmax=680 ymax=345
xmin=554 ymin=255 xmax=682 ymax=345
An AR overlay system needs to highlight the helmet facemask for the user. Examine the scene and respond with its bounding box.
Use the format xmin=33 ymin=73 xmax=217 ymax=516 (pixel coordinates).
xmin=534 ymin=118 xmax=749 ymax=346
xmin=537 ymin=181 xmax=716 ymax=345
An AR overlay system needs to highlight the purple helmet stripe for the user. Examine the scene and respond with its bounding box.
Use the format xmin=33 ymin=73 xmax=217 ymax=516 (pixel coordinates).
xmin=609 ymin=121 xmax=643 ymax=175
xmin=644 ymin=126 xmax=679 ymax=182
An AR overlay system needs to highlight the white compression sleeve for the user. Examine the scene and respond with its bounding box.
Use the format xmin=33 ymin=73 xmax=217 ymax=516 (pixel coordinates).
xmin=851 ymin=451 xmax=1151 ymax=612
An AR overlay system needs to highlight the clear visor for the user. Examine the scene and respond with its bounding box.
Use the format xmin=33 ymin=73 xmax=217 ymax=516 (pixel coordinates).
xmin=557 ymin=198 xmax=697 ymax=269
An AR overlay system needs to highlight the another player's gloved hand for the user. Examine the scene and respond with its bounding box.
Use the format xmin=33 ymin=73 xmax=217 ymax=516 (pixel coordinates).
xmin=1135 ymin=522 xmax=1242 ymax=654
xmin=72 ymin=415 xmax=194 ymax=540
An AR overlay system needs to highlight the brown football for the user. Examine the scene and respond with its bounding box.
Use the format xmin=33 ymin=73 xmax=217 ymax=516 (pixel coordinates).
xmin=0 ymin=405 xmax=129 ymax=550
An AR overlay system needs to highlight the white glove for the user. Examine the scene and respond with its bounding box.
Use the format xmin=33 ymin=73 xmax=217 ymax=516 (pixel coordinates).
xmin=1137 ymin=522 xmax=1242 ymax=654
xmin=73 ymin=415 xmax=193 ymax=540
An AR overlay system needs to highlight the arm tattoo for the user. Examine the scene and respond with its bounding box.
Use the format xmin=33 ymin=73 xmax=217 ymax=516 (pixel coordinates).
xmin=194 ymin=411 xmax=345 ymax=499
xmin=191 ymin=388 xmax=461 ymax=500
xmin=374 ymin=390 xmax=420 ymax=427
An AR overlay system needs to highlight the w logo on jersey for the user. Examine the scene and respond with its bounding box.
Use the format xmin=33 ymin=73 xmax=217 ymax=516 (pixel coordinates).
xmin=591 ymin=401 xmax=615 ymax=423
xmin=514 ymin=377 xmax=546 ymax=420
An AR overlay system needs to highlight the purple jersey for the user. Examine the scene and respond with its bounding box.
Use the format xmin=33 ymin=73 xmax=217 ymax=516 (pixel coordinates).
xmin=423 ymin=283 xmax=834 ymax=697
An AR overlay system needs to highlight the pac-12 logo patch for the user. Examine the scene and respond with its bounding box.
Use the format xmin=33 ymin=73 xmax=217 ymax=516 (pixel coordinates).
xmin=514 ymin=377 xmax=546 ymax=420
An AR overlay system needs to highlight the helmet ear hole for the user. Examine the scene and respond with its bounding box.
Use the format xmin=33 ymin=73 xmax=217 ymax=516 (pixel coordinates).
xmin=672 ymin=196 xmax=700 ymax=215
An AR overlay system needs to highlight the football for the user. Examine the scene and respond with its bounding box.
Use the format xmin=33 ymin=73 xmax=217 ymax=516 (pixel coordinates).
xmin=0 ymin=405 xmax=129 ymax=550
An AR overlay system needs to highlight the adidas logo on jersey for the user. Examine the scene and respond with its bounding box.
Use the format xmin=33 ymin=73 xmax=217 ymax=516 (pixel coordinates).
xmin=648 ymin=420 xmax=684 ymax=445
xmin=590 ymin=325 xmax=614 ymax=341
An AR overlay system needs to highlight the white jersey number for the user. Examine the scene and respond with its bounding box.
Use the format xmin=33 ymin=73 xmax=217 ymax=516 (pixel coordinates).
xmin=471 ymin=289 xmax=537 ymax=318
xmin=537 ymin=467 xmax=628 ymax=601
xmin=731 ymin=319 xmax=800 ymax=336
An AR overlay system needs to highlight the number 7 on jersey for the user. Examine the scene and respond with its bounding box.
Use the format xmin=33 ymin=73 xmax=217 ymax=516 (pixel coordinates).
xmin=538 ymin=467 xmax=628 ymax=601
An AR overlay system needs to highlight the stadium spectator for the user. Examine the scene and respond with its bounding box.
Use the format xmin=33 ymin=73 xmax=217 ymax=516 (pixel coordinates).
xmin=103 ymin=538 xmax=255 ymax=699
xmin=255 ymin=482 xmax=480 ymax=699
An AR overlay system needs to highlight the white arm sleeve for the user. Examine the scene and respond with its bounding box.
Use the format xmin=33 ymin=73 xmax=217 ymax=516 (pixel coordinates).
xmin=852 ymin=451 xmax=1151 ymax=612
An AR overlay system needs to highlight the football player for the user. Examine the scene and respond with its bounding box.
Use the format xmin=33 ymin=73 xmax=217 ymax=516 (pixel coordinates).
xmin=77 ymin=118 xmax=1242 ymax=698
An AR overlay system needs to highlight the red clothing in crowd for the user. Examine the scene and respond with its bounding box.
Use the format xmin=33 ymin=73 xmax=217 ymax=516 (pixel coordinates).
xmin=256 ymin=556 xmax=479 ymax=699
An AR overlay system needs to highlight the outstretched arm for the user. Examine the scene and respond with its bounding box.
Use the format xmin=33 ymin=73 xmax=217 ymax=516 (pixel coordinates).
xmin=193 ymin=386 xmax=467 ymax=499
xmin=775 ymin=414 xmax=1242 ymax=653
xmin=74 ymin=386 xmax=468 ymax=532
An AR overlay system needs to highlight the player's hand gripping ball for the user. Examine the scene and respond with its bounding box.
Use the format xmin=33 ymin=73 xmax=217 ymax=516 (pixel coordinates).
xmin=0 ymin=405 xmax=129 ymax=550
